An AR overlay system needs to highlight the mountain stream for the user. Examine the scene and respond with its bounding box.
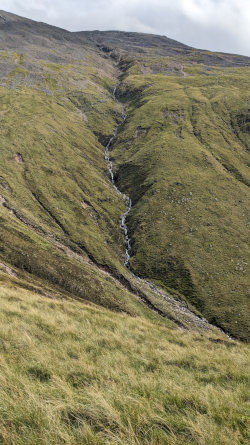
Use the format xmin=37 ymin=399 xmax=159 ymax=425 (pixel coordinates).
xmin=104 ymin=85 xmax=132 ymax=268
xmin=103 ymin=83 xmax=231 ymax=337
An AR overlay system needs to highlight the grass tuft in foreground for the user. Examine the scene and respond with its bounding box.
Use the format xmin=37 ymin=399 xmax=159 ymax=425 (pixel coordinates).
xmin=0 ymin=278 xmax=249 ymax=444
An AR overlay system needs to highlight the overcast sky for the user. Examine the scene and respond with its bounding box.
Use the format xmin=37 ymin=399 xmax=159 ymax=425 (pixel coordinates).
xmin=1 ymin=0 xmax=250 ymax=56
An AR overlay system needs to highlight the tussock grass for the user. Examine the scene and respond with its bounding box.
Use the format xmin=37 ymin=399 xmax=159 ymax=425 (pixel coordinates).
xmin=0 ymin=280 xmax=249 ymax=444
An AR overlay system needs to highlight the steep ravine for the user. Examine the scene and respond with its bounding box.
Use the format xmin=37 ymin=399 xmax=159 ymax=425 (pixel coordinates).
xmin=103 ymin=80 xmax=230 ymax=336
xmin=104 ymin=84 xmax=132 ymax=268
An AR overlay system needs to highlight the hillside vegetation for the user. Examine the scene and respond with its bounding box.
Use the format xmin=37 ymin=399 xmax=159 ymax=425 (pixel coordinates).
xmin=0 ymin=12 xmax=249 ymax=339
xmin=111 ymin=60 xmax=250 ymax=340
xmin=0 ymin=10 xmax=249 ymax=444
xmin=0 ymin=275 xmax=249 ymax=445
xmin=73 ymin=32 xmax=250 ymax=341
xmin=0 ymin=11 xmax=140 ymax=315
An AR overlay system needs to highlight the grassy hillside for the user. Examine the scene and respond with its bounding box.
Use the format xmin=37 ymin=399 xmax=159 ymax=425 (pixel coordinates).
xmin=110 ymin=57 xmax=250 ymax=340
xmin=0 ymin=11 xmax=249 ymax=341
xmin=0 ymin=12 xmax=219 ymax=333
xmin=0 ymin=11 xmax=143 ymax=315
xmin=0 ymin=11 xmax=249 ymax=444
xmin=0 ymin=275 xmax=249 ymax=445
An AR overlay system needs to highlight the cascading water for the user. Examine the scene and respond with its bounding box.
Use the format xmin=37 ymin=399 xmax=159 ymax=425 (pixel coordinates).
xmin=103 ymin=86 xmax=226 ymax=335
xmin=104 ymin=85 xmax=132 ymax=268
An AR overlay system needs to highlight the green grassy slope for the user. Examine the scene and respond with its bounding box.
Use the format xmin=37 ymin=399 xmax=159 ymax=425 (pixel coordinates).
xmin=0 ymin=11 xmax=145 ymax=313
xmin=0 ymin=62 xmax=130 ymax=307
xmin=110 ymin=59 xmax=250 ymax=340
xmin=0 ymin=12 xmax=215 ymax=331
xmin=0 ymin=12 xmax=249 ymax=445
xmin=0 ymin=12 xmax=249 ymax=340
xmin=0 ymin=277 xmax=249 ymax=445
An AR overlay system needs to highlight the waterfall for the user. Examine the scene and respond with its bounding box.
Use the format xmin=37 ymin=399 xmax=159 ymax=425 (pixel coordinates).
xmin=104 ymin=85 xmax=132 ymax=268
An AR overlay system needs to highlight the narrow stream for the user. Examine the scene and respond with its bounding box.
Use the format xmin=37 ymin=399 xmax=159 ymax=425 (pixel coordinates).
xmin=104 ymin=85 xmax=132 ymax=268
xmin=103 ymin=86 xmax=230 ymax=336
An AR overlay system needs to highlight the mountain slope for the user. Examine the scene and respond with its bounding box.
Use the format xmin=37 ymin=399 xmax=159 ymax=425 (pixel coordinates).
xmin=77 ymin=31 xmax=250 ymax=340
xmin=77 ymin=30 xmax=250 ymax=66
xmin=0 ymin=10 xmax=214 ymax=332
xmin=112 ymin=60 xmax=250 ymax=340
xmin=0 ymin=10 xmax=249 ymax=340
xmin=0 ymin=10 xmax=249 ymax=445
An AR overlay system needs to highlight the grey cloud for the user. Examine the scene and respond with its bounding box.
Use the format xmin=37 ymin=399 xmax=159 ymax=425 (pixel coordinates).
xmin=1 ymin=0 xmax=250 ymax=55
